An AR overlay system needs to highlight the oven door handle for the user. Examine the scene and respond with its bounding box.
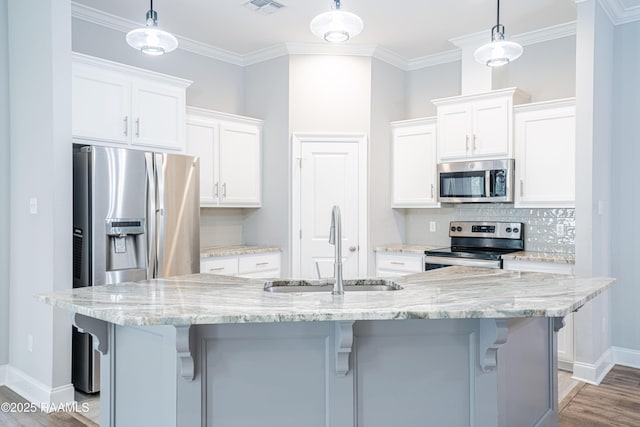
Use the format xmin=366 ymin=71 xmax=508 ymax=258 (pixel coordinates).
xmin=424 ymin=256 xmax=502 ymax=269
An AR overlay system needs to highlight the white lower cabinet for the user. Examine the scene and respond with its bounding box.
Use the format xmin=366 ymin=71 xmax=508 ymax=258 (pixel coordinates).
xmin=200 ymin=256 xmax=239 ymax=277
xmin=503 ymin=258 xmax=575 ymax=368
xmin=238 ymin=253 xmax=281 ymax=278
xmin=375 ymin=252 xmax=424 ymax=277
xmin=201 ymin=252 xmax=281 ymax=279
xmin=186 ymin=108 xmax=262 ymax=207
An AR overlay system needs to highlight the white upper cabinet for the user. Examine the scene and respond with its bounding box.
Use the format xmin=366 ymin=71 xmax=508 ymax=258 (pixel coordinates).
xmin=514 ymin=99 xmax=576 ymax=208
xmin=391 ymin=118 xmax=439 ymax=208
xmin=433 ymin=88 xmax=529 ymax=162
xmin=72 ymin=53 xmax=191 ymax=151
xmin=186 ymin=107 xmax=263 ymax=208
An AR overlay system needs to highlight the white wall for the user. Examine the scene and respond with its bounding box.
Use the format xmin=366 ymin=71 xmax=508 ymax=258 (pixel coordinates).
xmin=405 ymin=61 xmax=460 ymax=118
xmin=7 ymin=0 xmax=73 ymax=402
xmin=405 ymin=36 xmax=576 ymax=119
xmin=288 ymin=55 xmax=371 ymax=133
xmin=573 ymin=0 xmax=613 ymax=382
xmin=0 ymin=0 xmax=10 ymax=367
xmin=72 ymin=18 xmax=245 ymax=113
xmin=243 ymin=56 xmax=291 ymax=274
xmin=610 ymin=21 xmax=640 ymax=355
xmin=493 ymin=36 xmax=576 ymax=102
xmin=369 ymin=58 xmax=406 ymax=274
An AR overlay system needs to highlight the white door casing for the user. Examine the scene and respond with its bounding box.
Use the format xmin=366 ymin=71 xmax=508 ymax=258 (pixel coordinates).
xmin=291 ymin=133 xmax=368 ymax=279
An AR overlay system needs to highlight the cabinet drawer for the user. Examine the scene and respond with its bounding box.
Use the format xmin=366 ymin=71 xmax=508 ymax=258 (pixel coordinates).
xmin=201 ymin=257 xmax=239 ymax=276
xmin=375 ymin=253 xmax=424 ymax=274
xmin=238 ymin=253 xmax=281 ymax=275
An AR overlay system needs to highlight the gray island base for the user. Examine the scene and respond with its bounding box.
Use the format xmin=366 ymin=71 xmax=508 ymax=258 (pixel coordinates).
xmin=38 ymin=267 xmax=615 ymax=427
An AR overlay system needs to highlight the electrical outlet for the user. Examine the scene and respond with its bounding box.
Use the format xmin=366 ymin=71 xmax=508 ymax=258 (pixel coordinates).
xmin=28 ymin=334 xmax=33 ymax=353
xmin=556 ymin=224 xmax=565 ymax=237
xmin=429 ymin=221 xmax=437 ymax=233
xmin=29 ymin=197 xmax=38 ymax=214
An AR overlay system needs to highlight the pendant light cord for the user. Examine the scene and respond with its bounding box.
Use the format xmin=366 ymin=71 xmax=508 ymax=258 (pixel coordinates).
xmin=496 ymin=0 xmax=500 ymax=26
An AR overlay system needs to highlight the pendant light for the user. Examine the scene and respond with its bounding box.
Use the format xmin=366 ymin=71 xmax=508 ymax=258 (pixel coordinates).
xmin=126 ymin=0 xmax=178 ymax=56
xmin=310 ymin=0 xmax=363 ymax=43
xmin=474 ymin=0 xmax=522 ymax=67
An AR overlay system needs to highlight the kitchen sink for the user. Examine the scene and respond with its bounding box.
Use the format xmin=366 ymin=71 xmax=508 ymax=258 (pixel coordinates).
xmin=263 ymin=279 xmax=402 ymax=293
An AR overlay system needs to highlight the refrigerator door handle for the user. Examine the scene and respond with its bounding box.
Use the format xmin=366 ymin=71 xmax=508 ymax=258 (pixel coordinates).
xmin=154 ymin=152 xmax=166 ymax=277
xmin=145 ymin=152 xmax=158 ymax=279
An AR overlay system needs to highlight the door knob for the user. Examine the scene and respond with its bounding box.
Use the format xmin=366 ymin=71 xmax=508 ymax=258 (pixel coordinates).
xmin=349 ymin=246 xmax=357 ymax=252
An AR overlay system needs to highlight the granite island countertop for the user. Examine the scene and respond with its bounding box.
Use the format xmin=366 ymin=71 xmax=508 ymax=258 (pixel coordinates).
xmin=374 ymin=244 xmax=445 ymax=254
xmin=37 ymin=267 xmax=614 ymax=327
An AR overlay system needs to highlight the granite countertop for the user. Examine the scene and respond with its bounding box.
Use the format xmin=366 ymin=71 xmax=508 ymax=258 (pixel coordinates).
xmin=37 ymin=267 xmax=614 ymax=327
xmin=200 ymin=245 xmax=281 ymax=258
xmin=501 ymin=251 xmax=575 ymax=264
xmin=374 ymin=244 xmax=445 ymax=254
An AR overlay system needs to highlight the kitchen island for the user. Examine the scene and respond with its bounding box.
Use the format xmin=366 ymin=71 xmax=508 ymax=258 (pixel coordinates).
xmin=38 ymin=267 xmax=614 ymax=427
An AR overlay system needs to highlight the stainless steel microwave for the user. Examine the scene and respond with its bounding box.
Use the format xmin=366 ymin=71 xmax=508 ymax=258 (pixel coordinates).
xmin=437 ymin=159 xmax=515 ymax=203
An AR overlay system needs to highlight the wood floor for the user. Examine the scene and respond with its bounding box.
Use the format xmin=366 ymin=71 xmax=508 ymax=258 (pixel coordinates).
xmin=0 ymin=386 xmax=97 ymax=427
xmin=559 ymin=365 xmax=640 ymax=427
xmin=1 ymin=365 xmax=639 ymax=426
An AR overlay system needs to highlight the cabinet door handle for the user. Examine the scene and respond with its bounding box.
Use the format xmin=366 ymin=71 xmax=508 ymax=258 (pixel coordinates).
xmin=222 ymin=183 xmax=227 ymax=198
xmin=520 ymin=179 xmax=524 ymax=197
xmin=465 ymin=135 xmax=469 ymax=151
xmin=209 ymin=267 xmax=225 ymax=272
xmin=256 ymin=262 xmax=269 ymax=266
xmin=123 ymin=116 xmax=128 ymax=136
xmin=431 ymin=184 xmax=435 ymax=198
xmin=214 ymin=182 xmax=219 ymax=197
xmin=390 ymin=261 xmax=405 ymax=266
xmin=472 ymin=134 xmax=477 ymax=151
xmin=135 ymin=118 xmax=140 ymax=138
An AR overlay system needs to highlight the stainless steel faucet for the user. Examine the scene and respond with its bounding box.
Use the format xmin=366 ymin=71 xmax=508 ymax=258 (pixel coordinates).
xmin=329 ymin=205 xmax=344 ymax=295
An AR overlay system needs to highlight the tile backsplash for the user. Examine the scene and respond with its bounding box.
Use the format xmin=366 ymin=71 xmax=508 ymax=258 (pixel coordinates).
xmin=405 ymin=205 xmax=575 ymax=254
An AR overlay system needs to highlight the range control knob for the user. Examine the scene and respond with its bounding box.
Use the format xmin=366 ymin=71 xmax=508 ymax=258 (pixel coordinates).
xmin=451 ymin=226 xmax=456 ymax=232
xmin=456 ymin=226 xmax=462 ymax=232
xmin=513 ymin=227 xmax=520 ymax=233
xmin=506 ymin=227 xmax=512 ymax=233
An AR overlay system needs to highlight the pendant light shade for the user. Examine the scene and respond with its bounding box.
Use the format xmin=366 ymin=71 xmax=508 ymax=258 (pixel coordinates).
xmin=474 ymin=0 xmax=522 ymax=67
xmin=310 ymin=0 xmax=363 ymax=43
xmin=126 ymin=0 xmax=178 ymax=56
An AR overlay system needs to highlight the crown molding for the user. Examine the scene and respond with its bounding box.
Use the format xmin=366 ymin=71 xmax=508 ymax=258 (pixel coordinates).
xmin=72 ymin=1 xmax=581 ymax=71
xmin=71 ymin=2 xmax=245 ymax=66
xmin=512 ymin=21 xmax=577 ymax=45
xmin=576 ymin=0 xmax=640 ymax=25
xmin=406 ymin=50 xmax=462 ymax=71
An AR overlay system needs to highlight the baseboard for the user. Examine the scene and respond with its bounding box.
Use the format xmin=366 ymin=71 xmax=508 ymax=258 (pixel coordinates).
xmin=571 ymin=347 xmax=614 ymax=385
xmin=612 ymin=346 xmax=640 ymax=369
xmin=4 ymin=365 xmax=75 ymax=406
xmin=0 ymin=364 xmax=7 ymax=385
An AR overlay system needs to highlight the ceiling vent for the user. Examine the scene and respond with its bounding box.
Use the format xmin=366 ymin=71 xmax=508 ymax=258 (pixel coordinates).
xmin=243 ymin=0 xmax=286 ymax=15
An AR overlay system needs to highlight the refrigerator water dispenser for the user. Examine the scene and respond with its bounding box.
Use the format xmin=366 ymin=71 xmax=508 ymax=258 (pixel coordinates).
xmin=105 ymin=218 xmax=146 ymax=272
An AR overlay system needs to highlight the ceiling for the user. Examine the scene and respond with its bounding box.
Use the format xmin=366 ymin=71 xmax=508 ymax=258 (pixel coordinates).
xmin=73 ymin=0 xmax=580 ymax=60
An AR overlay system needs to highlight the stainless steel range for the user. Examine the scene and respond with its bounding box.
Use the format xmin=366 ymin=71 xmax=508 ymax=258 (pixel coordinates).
xmin=425 ymin=221 xmax=524 ymax=270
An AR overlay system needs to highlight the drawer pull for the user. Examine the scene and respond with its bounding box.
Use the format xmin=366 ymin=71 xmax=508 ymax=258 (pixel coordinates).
xmin=209 ymin=267 xmax=225 ymax=271
xmin=256 ymin=262 xmax=269 ymax=266
xmin=390 ymin=261 xmax=405 ymax=266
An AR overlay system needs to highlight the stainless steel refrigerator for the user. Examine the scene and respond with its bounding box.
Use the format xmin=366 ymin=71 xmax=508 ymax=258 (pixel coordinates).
xmin=72 ymin=145 xmax=200 ymax=393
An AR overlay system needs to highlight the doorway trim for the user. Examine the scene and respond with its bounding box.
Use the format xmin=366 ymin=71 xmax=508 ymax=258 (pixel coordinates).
xmin=290 ymin=132 xmax=368 ymax=278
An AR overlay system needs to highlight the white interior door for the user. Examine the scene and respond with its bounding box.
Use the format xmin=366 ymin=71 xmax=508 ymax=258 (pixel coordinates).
xmin=293 ymin=134 xmax=367 ymax=280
